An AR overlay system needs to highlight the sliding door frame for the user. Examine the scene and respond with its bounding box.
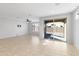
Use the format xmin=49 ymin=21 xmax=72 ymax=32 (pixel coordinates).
xmin=44 ymin=18 xmax=67 ymax=41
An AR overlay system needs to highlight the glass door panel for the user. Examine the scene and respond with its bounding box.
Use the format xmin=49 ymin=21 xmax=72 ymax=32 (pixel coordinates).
xmin=44 ymin=18 xmax=66 ymax=42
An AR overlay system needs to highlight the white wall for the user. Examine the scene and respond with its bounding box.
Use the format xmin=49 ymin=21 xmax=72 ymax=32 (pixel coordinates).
xmin=0 ymin=16 xmax=40 ymax=39
xmin=39 ymin=13 xmax=73 ymax=44
xmin=16 ymin=19 xmax=28 ymax=36
xmin=0 ymin=17 xmax=28 ymax=39
xmin=27 ymin=22 xmax=32 ymax=35
xmin=71 ymin=10 xmax=79 ymax=49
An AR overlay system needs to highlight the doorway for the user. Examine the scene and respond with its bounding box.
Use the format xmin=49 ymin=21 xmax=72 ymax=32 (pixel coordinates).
xmin=44 ymin=18 xmax=67 ymax=42
xmin=32 ymin=22 xmax=39 ymax=35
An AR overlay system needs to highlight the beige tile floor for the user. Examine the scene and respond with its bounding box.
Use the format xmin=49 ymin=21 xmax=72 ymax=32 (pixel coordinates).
xmin=0 ymin=35 xmax=79 ymax=56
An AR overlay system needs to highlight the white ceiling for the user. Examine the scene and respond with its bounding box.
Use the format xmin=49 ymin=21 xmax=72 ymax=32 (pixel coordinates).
xmin=0 ymin=3 xmax=78 ymax=18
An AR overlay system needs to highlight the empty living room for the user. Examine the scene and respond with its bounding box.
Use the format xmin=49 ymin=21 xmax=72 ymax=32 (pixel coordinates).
xmin=0 ymin=0 xmax=79 ymax=58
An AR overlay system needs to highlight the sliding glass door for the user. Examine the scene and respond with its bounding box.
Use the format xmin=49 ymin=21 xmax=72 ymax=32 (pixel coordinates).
xmin=44 ymin=18 xmax=66 ymax=41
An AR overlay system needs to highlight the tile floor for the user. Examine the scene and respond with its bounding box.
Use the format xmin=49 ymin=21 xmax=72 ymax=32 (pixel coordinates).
xmin=0 ymin=35 xmax=78 ymax=56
